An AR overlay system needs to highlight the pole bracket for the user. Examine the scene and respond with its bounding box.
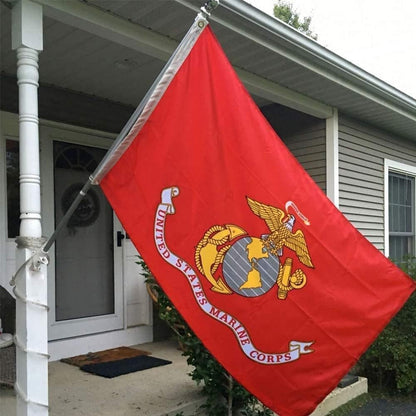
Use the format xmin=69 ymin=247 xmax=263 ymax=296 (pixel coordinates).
xmin=10 ymin=236 xmax=48 ymax=286
xmin=200 ymin=0 xmax=220 ymax=18
xmin=30 ymin=249 xmax=49 ymax=272
xmin=15 ymin=236 xmax=49 ymax=271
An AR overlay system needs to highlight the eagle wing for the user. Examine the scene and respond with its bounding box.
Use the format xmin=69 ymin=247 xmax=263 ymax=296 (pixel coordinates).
xmin=284 ymin=229 xmax=314 ymax=268
xmin=246 ymin=197 xmax=285 ymax=232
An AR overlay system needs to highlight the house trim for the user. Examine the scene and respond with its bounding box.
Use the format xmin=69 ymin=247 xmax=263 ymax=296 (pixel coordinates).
xmin=215 ymin=0 xmax=416 ymax=121
xmin=326 ymin=109 xmax=339 ymax=207
xmin=1 ymin=112 xmax=19 ymax=297
xmin=235 ymin=68 xmax=332 ymax=119
xmin=0 ymin=134 xmax=7 ymax=299
xmin=1 ymin=110 xmax=117 ymax=140
xmin=32 ymin=0 xmax=176 ymax=61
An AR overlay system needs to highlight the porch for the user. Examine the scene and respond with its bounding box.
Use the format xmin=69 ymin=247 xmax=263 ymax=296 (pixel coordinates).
xmin=1 ymin=339 xmax=205 ymax=416
xmin=0 ymin=339 xmax=367 ymax=416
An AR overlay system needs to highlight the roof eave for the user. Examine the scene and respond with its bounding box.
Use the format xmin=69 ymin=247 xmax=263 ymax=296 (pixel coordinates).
xmin=213 ymin=0 xmax=416 ymax=121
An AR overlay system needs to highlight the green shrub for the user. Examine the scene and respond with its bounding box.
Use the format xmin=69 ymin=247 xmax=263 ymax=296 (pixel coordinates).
xmin=137 ymin=259 xmax=272 ymax=416
xmin=358 ymin=258 xmax=416 ymax=394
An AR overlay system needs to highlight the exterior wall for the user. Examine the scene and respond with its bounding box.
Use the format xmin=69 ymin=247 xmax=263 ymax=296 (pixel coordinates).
xmin=338 ymin=115 xmax=416 ymax=252
xmin=283 ymin=122 xmax=326 ymax=193
xmin=262 ymin=104 xmax=326 ymax=193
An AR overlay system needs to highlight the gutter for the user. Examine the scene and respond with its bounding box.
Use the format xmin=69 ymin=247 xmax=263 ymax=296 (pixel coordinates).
xmin=221 ymin=0 xmax=416 ymax=110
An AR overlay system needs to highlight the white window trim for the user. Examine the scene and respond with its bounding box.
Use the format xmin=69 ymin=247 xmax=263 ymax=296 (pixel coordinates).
xmin=0 ymin=126 xmax=7 ymax=295
xmin=326 ymin=109 xmax=339 ymax=207
xmin=384 ymin=159 xmax=416 ymax=258
xmin=1 ymin=112 xmax=20 ymax=297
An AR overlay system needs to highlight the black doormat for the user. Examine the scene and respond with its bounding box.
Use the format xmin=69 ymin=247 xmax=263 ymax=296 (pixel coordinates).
xmin=80 ymin=355 xmax=172 ymax=378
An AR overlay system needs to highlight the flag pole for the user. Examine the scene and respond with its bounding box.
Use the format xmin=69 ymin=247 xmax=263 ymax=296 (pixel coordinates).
xmin=40 ymin=0 xmax=219 ymax=255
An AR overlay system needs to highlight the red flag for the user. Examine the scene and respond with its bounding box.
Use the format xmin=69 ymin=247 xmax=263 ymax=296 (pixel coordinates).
xmin=98 ymin=22 xmax=415 ymax=416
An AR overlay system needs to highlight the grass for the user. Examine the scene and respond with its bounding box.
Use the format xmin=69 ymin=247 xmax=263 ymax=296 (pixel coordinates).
xmin=327 ymin=390 xmax=416 ymax=416
xmin=327 ymin=393 xmax=371 ymax=416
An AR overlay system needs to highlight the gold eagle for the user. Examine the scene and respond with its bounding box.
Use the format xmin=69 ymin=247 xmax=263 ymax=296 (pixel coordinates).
xmin=247 ymin=197 xmax=313 ymax=268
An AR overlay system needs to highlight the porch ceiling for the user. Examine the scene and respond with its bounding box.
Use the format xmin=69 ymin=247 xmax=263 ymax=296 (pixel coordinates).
xmin=1 ymin=0 xmax=416 ymax=141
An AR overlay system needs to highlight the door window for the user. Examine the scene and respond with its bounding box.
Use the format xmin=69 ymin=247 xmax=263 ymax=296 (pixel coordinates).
xmin=54 ymin=142 xmax=115 ymax=321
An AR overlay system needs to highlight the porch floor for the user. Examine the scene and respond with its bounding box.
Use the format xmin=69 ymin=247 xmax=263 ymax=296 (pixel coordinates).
xmin=0 ymin=338 xmax=368 ymax=416
xmin=0 ymin=339 xmax=205 ymax=416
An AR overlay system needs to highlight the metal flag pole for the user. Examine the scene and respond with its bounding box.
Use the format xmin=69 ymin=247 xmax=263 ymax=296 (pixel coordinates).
xmin=40 ymin=0 xmax=219 ymax=256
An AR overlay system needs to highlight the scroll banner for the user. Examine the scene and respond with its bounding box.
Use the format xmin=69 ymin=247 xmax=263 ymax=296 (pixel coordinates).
xmin=155 ymin=187 xmax=313 ymax=365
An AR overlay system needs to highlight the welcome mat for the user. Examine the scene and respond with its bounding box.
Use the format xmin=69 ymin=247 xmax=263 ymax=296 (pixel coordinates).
xmin=61 ymin=346 xmax=150 ymax=367
xmin=80 ymin=355 xmax=172 ymax=378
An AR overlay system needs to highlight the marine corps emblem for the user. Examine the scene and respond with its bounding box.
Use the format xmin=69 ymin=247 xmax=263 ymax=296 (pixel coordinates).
xmin=154 ymin=187 xmax=314 ymax=364
xmin=195 ymin=197 xmax=313 ymax=300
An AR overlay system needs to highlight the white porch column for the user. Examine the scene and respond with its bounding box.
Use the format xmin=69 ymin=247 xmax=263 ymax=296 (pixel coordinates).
xmin=11 ymin=1 xmax=48 ymax=416
xmin=326 ymin=109 xmax=339 ymax=207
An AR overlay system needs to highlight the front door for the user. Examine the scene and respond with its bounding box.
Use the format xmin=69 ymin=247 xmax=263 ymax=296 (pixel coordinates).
xmin=43 ymin=133 xmax=123 ymax=340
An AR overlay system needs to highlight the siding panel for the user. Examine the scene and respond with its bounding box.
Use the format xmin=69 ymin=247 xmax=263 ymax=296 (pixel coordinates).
xmin=339 ymin=168 xmax=383 ymax=185
xmin=339 ymin=115 xmax=416 ymax=252
xmin=283 ymin=126 xmax=326 ymax=192
xmin=262 ymin=104 xmax=326 ymax=193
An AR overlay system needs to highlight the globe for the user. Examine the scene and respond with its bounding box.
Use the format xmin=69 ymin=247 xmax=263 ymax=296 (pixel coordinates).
xmin=223 ymin=236 xmax=280 ymax=297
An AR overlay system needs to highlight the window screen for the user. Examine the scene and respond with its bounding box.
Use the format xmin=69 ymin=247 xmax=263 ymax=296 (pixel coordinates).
xmin=389 ymin=172 xmax=415 ymax=262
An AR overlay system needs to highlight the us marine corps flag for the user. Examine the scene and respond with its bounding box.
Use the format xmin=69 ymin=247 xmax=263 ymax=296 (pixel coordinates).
xmin=93 ymin=12 xmax=415 ymax=416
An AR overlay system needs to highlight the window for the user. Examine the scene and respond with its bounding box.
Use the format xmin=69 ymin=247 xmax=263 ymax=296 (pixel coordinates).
xmin=389 ymin=172 xmax=414 ymax=261
xmin=385 ymin=160 xmax=416 ymax=263
xmin=6 ymin=140 xmax=20 ymax=238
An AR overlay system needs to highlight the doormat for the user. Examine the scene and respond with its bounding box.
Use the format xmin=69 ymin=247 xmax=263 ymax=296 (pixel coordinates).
xmin=61 ymin=346 xmax=150 ymax=367
xmin=80 ymin=355 xmax=172 ymax=378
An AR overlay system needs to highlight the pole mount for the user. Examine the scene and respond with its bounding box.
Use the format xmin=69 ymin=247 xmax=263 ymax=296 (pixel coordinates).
xmin=30 ymin=250 xmax=49 ymax=272
xmin=200 ymin=0 xmax=219 ymax=18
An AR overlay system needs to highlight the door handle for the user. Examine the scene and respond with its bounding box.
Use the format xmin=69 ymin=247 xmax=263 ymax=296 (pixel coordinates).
xmin=116 ymin=231 xmax=125 ymax=247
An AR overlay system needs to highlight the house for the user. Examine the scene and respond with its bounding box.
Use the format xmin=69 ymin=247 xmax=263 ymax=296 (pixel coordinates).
xmin=1 ymin=0 xmax=415 ymax=412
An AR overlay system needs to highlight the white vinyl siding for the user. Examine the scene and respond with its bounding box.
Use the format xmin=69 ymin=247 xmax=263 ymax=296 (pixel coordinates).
xmin=339 ymin=115 xmax=416 ymax=252
xmin=283 ymin=123 xmax=327 ymax=193
xmin=261 ymin=105 xmax=326 ymax=193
